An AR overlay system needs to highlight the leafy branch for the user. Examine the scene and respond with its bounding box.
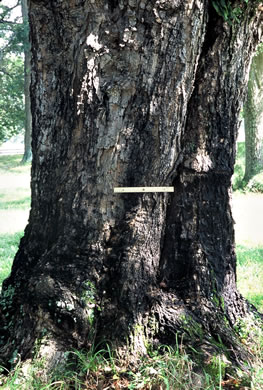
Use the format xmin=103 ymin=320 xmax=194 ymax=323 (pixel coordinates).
xmin=0 ymin=1 xmax=20 ymax=23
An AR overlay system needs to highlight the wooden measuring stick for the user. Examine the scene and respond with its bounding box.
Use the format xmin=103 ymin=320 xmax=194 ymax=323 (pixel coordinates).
xmin=114 ymin=187 xmax=174 ymax=193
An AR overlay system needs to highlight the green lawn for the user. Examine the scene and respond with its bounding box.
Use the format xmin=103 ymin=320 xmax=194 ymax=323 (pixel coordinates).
xmin=232 ymin=192 xmax=263 ymax=313
xmin=237 ymin=244 xmax=263 ymax=312
xmin=232 ymin=141 xmax=263 ymax=313
xmin=0 ymin=232 xmax=22 ymax=286
xmin=0 ymin=155 xmax=31 ymax=288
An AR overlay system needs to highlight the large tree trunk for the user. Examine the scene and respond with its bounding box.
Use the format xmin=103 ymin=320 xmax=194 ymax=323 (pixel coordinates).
xmin=243 ymin=50 xmax=263 ymax=183
xmin=0 ymin=0 xmax=262 ymax=370
xmin=21 ymin=0 xmax=32 ymax=164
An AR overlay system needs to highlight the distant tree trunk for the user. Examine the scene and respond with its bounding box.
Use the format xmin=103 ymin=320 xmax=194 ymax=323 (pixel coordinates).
xmin=21 ymin=0 xmax=32 ymax=164
xmin=243 ymin=50 xmax=263 ymax=182
xmin=0 ymin=0 xmax=262 ymax=372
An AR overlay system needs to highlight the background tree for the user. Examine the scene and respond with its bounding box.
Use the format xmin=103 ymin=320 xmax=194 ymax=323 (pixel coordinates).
xmin=0 ymin=2 xmax=24 ymax=144
xmin=20 ymin=0 xmax=32 ymax=163
xmin=243 ymin=43 xmax=263 ymax=183
xmin=0 ymin=54 xmax=24 ymax=143
xmin=0 ymin=0 xmax=262 ymax=374
xmin=0 ymin=0 xmax=32 ymax=162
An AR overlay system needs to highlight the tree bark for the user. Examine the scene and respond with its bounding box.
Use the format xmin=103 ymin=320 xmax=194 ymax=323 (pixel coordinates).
xmin=0 ymin=0 xmax=262 ymax=370
xmin=21 ymin=0 xmax=32 ymax=164
xmin=243 ymin=50 xmax=263 ymax=183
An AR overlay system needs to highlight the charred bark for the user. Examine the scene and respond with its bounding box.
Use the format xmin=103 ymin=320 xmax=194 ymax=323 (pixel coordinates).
xmin=0 ymin=0 xmax=262 ymax=371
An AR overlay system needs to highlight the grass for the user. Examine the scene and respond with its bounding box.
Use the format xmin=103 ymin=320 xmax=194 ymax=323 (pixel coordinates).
xmin=0 ymin=191 xmax=31 ymax=209
xmin=0 ymin=154 xmax=31 ymax=174
xmin=247 ymin=171 xmax=263 ymax=192
xmin=237 ymin=244 xmax=263 ymax=313
xmin=1 ymin=331 xmax=263 ymax=389
xmin=0 ymin=153 xmax=263 ymax=388
xmin=0 ymin=155 xmax=30 ymax=286
xmin=232 ymin=192 xmax=263 ymax=314
xmin=0 ymin=232 xmax=23 ymax=287
xmin=232 ymin=142 xmax=263 ymax=314
xmin=0 ymin=341 xmax=253 ymax=389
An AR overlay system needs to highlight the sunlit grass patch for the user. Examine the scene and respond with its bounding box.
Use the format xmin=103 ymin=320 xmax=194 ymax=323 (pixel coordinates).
xmin=0 ymin=196 xmax=30 ymax=209
xmin=0 ymin=155 xmax=31 ymax=193
xmin=237 ymin=245 xmax=263 ymax=265
xmin=0 ymin=155 xmax=30 ymax=207
xmin=0 ymin=188 xmax=30 ymax=209
xmin=0 ymin=155 xmax=31 ymax=234
xmin=0 ymin=155 xmax=30 ymax=174
xmin=0 ymin=232 xmax=23 ymax=287
xmin=247 ymin=171 xmax=263 ymax=193
xmin=236 ymin=244 xmax=263 ymax=313
xmin=0 ymin=155 xmax=21 ymax=171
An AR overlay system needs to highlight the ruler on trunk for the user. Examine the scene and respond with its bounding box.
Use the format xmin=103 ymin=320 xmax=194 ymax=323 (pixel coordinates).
xmin=114 ymin=187 xmax=174 ymax=193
